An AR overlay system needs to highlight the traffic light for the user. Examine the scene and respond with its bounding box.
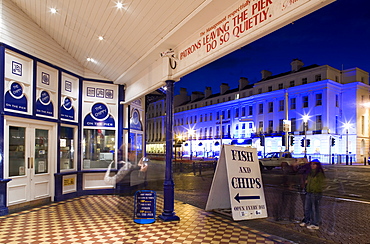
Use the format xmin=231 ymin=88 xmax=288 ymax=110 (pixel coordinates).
xmin=290 ymin=136 xmax=295 ymax=146
xmin=300 ymin=139 xmax=304 ymax=147
xmin=260 ymin=135 xmax=265 ymax=146
xmin=307 ymin=139 xmax=311 ymax=147
xmin=331 ymin=138 xmax=336 ymax=146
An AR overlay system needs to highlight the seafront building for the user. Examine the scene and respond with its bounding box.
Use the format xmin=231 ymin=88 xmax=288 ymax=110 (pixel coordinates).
xmin=146 ymin=60 xmax=370 ymax=163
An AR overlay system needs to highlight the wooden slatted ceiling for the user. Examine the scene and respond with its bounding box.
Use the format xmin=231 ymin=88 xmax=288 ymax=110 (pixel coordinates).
xmin=9 ymin=0 xmax=207 ymax=82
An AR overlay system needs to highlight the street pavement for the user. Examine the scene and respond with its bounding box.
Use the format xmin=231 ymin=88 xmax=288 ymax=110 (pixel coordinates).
xmin=147 ymin=162 xmax=370 ymax=244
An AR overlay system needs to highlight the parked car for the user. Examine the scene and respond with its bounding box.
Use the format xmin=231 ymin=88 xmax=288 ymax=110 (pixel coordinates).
xmin=259 ymin=152 xmax=307 ymax=170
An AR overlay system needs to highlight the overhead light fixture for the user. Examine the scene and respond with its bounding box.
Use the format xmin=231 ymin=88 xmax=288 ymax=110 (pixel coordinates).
xmin=87 ymin=57 xmax=97 ymax=63
xmin=115 ymin=2 xmax=124 ymax=9
xmin=50 ymin=8 xmax=57 ymax=14
xmin=98 ymin=36 xmax=104 ymax=41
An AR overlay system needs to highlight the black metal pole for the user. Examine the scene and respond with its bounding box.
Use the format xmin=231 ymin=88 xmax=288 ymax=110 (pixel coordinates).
xmin=159 ymin=80 xmax=180 ymax=222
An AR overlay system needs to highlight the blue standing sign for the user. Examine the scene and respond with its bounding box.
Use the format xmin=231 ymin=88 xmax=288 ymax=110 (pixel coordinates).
xmin=134 ymin=190 xmax=156 ymax=224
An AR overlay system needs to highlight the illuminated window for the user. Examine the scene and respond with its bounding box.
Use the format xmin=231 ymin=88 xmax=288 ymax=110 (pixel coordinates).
xmin=83 ymin=129 xmax=115 ymax=169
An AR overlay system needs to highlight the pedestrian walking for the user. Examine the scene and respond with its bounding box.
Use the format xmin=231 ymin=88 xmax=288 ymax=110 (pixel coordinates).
xmin=299 ymin=159 xmax=325 ymax=230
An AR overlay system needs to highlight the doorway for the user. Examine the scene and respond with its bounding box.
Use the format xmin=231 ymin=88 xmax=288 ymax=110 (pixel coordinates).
xmin=5 ymin=117 xmax=55 ymax=206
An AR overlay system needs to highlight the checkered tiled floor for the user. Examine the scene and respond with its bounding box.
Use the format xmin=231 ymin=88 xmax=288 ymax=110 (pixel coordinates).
xmin=0 ymin=195 xmax=287 ymax=243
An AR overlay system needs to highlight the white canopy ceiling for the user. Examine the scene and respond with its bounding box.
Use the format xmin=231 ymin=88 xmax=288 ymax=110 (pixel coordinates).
xmin=10 ymin=0 xmax=334 ymax=102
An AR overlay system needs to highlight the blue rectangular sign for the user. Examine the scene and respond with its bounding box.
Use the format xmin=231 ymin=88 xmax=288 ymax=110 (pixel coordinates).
xmin=134 ymin=190 xmax=156 ymax=224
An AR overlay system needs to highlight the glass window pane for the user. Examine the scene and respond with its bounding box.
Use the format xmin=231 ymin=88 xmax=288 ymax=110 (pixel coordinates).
xmin=35 ymin=129 xmax=49 ymax=174
xmin=8 ymin=126 xmax=26 ymax=177
xmin=60 ymin=126 xmax=75 ymax=170
xmin=83 ymin=129 xmax=115 ymax=169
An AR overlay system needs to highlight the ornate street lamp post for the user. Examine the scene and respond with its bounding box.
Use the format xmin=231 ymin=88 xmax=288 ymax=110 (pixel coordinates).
xmin=344 ymin=122 xmax=350 ymax=165
xmin=303 ymin=115 xmax=309 ymax=158
xmin=188 ymin=129 xmax=195 ymax=161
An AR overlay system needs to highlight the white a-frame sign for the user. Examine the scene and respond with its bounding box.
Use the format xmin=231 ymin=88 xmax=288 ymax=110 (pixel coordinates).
xmin=205 ymin=145 xmax=268 ymax=221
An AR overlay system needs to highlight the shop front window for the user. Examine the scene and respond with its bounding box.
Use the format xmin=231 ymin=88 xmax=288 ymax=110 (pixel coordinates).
xmin=60 ymin=126 xmax=75 ymax=170
xmin=83 ymin=129 xmax=115 ymax=169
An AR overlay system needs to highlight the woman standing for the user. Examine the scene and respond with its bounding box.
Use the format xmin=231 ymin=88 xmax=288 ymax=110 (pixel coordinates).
xmin=300 ymin=159 xmax=325 ymax=230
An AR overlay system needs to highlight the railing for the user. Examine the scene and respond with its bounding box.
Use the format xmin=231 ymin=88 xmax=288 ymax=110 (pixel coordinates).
xmin=292 ymin=153 xmax=360 ymax=165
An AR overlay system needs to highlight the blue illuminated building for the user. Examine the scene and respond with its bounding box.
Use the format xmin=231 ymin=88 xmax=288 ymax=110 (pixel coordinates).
xmin=146 ymin=59 xmax=370 ymax=163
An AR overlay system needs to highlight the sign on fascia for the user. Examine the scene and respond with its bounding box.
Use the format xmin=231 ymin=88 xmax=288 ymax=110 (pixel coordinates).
xmin=205 ymin=145 xmax=267 ymax=221
xmin=174 ymin=0 xmax=335 ymax=78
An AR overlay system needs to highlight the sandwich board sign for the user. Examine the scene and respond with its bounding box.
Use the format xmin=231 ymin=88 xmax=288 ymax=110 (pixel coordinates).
xmin=134 ymin=190 xmax=157 ymax=224
xmin=205 ymin=145 xmax=267 ymax=221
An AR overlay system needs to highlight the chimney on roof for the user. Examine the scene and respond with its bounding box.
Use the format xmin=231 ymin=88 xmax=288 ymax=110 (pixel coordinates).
xmin=174 ymin=88 xmax=190 ymax=107
xmin=220 ymin=83 xmax=230 ymax=95
xmin=191 ymin=91 xmax=204 ymax=102
xmin=261 ymin=70 xmax=272 ymax=80
xmin=205 ymin=87 xmax=212 ymax=98
xmin=238 ymin=77 xmax=249 ymax=90
xmin=291 ymin=59 xmax=304 ymax=72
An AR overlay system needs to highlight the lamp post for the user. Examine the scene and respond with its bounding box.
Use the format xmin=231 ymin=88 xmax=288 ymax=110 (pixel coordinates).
xmin=344 ymin=122 xmax=350 ymax=165
xmin=303 ymin=115 xmax=309 ymax=158
xmin=188 ymin=129 xmax=195 ymax=161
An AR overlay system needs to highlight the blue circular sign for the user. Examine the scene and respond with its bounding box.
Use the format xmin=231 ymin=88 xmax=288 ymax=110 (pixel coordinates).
xmin=91 ymin=103 xmax=109 ymax=120
xmin=63 ymin=97 xmax=72 ymax=109
xmin=40 ymin=91 xmax=50 ymax=105
xmin=10 ymin=82 xmax=23 ymax=98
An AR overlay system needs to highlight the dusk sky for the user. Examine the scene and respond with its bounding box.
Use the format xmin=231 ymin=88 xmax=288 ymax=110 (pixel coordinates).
xmin=174 ymin=0 xmax=370 ymax=95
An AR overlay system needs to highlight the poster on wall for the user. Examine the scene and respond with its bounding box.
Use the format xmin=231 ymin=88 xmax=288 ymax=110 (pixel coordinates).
xmin=4 ymin=50 xmax=33 ymax=114
xmin=82 ymin=81 xmax=118 ymax=128
xmin=36 ymin=63 xmax=58 ymax=119
xmin=60 ymin=73 xmax=79 ymax=122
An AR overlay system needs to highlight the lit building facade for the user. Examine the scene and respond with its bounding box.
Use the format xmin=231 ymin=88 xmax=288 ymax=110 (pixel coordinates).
xmin=146 ymin=60 xmax=370 ymax=163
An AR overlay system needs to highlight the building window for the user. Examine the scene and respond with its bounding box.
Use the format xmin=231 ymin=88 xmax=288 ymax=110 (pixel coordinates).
xmin=316 ymin=93 xmax=322 ymax=106
xmin=268 ymin=86 xmax=272 ymax=92
xmin=302 ymin=78 xmax=307 ymax=84
xmin=278 ymin=83 xmax=283 ymax=89
xmin=249 ymin=106 xmax=253 ymax=116
xmin=290 ymin=98 xmax=296 ymax=109
xmin=258 ymin=88 xmax=262 ymax=94
xmin=336 ymin=94 xmax=339 ymax=107
xmin=361 ymin=116 xmax=365 ymax=135
xmin=303 ymin=96 xmax=309 ymax=108
xmin=268 ymin=120 xmax=273 ymax=133
xmin=259 ymin=121 xmax=263 ymax=132
xmin=227 ymin=109 xmax=230 ymax=119
xmin=316 ymin=115 xmax=322 ymax=130
xmin=290 ymin=80 xmax=295 ymax=87
xmin=249 ymin=122 xmax=253 ymax=129
xmin=216 ymin=112 xmax=220 ymax=120
xmin=279 ymin=100 xmax=284 ymax=111
xmin=235 ymin=108 xmax=239 ymax=117
xmin=279 ymin=119 xmax=284 ymax=131
xmin=315 ymin=74 xmax=322 ymax=81
xmin=241 ymin=107 xmax=246 ymax=117
xmin=210 ymin=113 xmax=212 ymax=121
xmin=194 ymin=116 xmax=197 ymax=123
xmin=291 ymin=118 xmax=296 ymax=132
xmin=268 ymin=102 xmax=273 ymax=113
xmin=200 ymin=115 xmax=203 ymax=122
xmin=259 ymin=104 xmax=263 ymax=114
xmin=209 ymin=127 xmax=213 ymax=138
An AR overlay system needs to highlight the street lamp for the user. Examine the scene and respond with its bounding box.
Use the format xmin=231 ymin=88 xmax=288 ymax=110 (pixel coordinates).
xmin=344 ymin=122 xmax=350 ymax=165
xmin=303 ymin=114 xmax=309 ymax=158
xmin=188 ymin=129 xmax=195 ymax=161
